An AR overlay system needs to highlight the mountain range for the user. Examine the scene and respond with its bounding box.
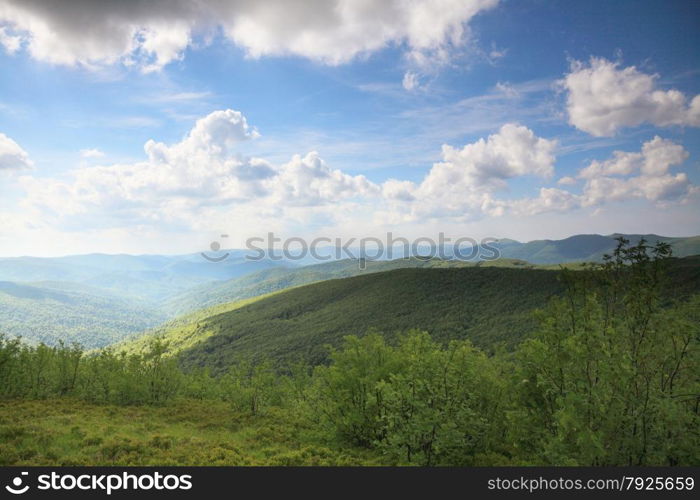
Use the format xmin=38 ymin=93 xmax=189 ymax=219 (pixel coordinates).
xmin=1 ymin=233 xmax=698 ymax=349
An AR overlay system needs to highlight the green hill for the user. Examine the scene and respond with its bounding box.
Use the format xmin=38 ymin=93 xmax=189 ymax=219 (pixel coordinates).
xmin=0 ymin=281 xmax=166 ymax=348
xmin=162 ymin=257 xmax=483 ymax=316
xmin=162 ymin=257 xmax=547 ymax=317
xmin=121 ymin=255 xmax=700 ymax=372
xmin=140 ymin=266 xmax=564 ymax=370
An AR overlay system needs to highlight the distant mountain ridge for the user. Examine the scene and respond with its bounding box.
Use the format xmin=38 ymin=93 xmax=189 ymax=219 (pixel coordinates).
xmin=494 ymin=234 xmax=700 ymax=264
xmin=0 ymin=252 xmax=292 ymax=302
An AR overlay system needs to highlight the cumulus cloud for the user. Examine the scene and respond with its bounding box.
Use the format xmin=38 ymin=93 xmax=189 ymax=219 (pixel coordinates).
xmin=13 ymin=110 xmax=697 ymax=237
xmin=80 ymin=148 xmax=105 ymax=159
xmin=579 ymin=136 xmax=693 ymax=206
xmin=504 ymin=136 xmax=696 ymax=216
xmin=509 ymin=187 xmax=580 ymax=216
xmin=0 ymin=25 xmax=20 ymax=53
xmin=557 ymin=176 xmax=577 ymax=186
xmin=19 ymin=109 xmax=377 ymax=227
xmin=0 ymin=0 xmax=498 ymax=72
xmin=561 ymin=57 xmax=700 ymax=136
xmin=419 ymin=123 xmax=556 ymax=194
xmin=270 ymin=152 xmax=378 ymax=207
xmin=378 ymin=124 xmax=558 ymax=219
xmin=0 ymin=132 xmax=32 ymax=170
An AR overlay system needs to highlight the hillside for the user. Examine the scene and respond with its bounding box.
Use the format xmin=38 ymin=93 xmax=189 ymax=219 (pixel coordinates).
xmin=156 ymin=266 xmax=566 ymax=370
xmin=115 ymin=292 xmax=282 ymax=356
xmin=123 ymin=254 xmax=700 ymax=371
xmin=163 ymin=257 xmax=486 ymax=316
xmin=0 ymin=281 xmax=166 ymax=348
xmin=495 ymin=234 xmax=700 ymax=264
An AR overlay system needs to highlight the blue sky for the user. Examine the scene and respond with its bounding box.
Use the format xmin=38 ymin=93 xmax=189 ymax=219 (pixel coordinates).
xmin=0 ymin=0 xmax=699 ymax=256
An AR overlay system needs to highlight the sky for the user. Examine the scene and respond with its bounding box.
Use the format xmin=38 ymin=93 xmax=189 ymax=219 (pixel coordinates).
xmin=0 ymin=0 xmax=699 ymax=257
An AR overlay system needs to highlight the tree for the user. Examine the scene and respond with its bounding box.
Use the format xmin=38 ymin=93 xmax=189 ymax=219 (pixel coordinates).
xmin=514 ymin=238 xmax=699 ymax=465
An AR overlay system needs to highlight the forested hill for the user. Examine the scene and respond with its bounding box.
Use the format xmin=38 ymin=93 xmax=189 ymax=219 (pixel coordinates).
xmin=0 ymin=281 xmax=166 ymax=348
xmin=162 ymin=256 xmax=515 ymax=317
xmin=146 ymin=266 xmax=566 ymax=370
xmin=120 ymin=254 xmax=700 ymax=371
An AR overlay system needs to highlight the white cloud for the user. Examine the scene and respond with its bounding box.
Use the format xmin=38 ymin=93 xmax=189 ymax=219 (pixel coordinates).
xmin=0 ymin=0 xmax=499 ymax=73
xmin=562 ymin=57 xmax=700 ymax=136
xmin=0 ymin=132 xmax=32 ymax=170
xmin=11 ymin=111 xmax=697 ymax=246
xmin=0 ymin=25 xmax=20 ymax=53
xmin=402 ymin=71 xmax=420 ymax=91
xmin=419 ymin=123 xmax=556 ymax=194
xmin=509 ymin=187 xmax=580 ymax=216
xmin=18 ymin=109 xmax=376 ymax=228
xmin=80 ymin=148 xmax=105 ymax=159
xmin=269 ymin=152 xmax=379 ymax=207
xmin=579 ymin=136 xmax=693 ymax=206
xmin=378 ymin=124 xmax=558 ymax=220
xmin=557 ymin=176 xmax=577 ymax=186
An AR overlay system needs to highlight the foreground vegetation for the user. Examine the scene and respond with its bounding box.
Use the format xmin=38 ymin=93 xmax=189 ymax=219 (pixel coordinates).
xmin=1 ymin=239 xmax=698 ymax=466
xmin=0 ymin=399 xmax=382 ymax=466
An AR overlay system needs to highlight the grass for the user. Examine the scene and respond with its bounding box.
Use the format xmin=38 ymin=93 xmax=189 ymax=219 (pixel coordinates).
xmin=0 ymin=399 xmax=385 ymax=466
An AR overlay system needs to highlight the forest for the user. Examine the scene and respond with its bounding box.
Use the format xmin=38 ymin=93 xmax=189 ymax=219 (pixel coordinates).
xmin=0 ymin=239 xmax=698 ymax=466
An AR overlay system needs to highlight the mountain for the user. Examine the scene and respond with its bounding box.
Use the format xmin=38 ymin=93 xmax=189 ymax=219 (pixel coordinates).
xmin=494 ymin=234 xmax=700 ymax=264
xmin=0 ymin=252 xmax=291 ymax=302
xmin=0 ymin=281 xmax=166 ymax=348
xmin=162 ymin=257 xmax=493 ymax=316
xmin=120 ymin=254 xmax=700 ymax=372
xmin=124 ymin=265 xmax=565 ymax=370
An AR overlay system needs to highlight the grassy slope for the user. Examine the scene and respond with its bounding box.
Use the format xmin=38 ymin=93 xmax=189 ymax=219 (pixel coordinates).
xmin=120 ymin=258 xmax=543 ymax=357
xmin=115 ymin=292 xmax=284 ymax=356
xmin=0 ymin=399 xmax=383 ymax=466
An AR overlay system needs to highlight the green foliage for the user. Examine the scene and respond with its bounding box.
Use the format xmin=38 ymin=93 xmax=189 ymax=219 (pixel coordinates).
xmin=0 ymin=399 xmax=383 ymax=466
xmin=157 ymin=256 xmax=698 ymax=371
xmin=0 ymin=281 xmax=165 ymax=348
xmin=163 ymin=257 xmax=477 ymax=317
xmin=513 ymin=238 xmax=700 ymax=465
xmin=0 ymin=337 xmax=182 ymax=406
xmin=174 ymin=266 xmax=568 ymax=370
xmin=1 ymin=241 xmax=698 ymax=466
xmin=315 ymin=331 xmax=511 ymax=465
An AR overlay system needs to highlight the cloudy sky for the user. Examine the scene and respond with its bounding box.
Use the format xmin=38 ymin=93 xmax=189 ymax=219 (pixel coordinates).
xmin=0 ymin=0 xmax=699 ymax=256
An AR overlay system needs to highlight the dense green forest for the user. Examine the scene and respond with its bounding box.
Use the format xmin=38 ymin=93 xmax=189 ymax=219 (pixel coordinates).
xmin=1 ymin=239 xmax=698 ymax=466
xmin=125 ymin=254 xmax=700 ymax=370
xmin=0 ymin=281 xmax=166 ymax=348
